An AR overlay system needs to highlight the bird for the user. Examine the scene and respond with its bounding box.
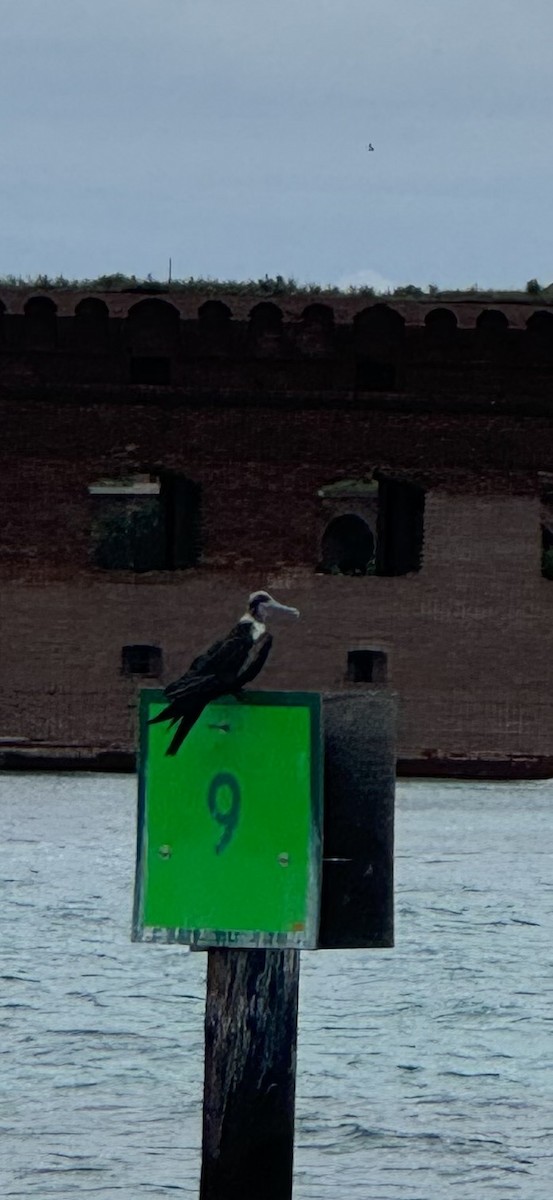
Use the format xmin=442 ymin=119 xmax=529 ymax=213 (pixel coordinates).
xmin=149 ymin=590 xmax=300 ymax=755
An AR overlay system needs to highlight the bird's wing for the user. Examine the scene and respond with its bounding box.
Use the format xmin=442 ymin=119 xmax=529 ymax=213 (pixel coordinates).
xmin=163 ymin=623 xmax=253 ymax=700
xmin=187 ymin=635 xmax=231 ymax=675
xmin=161 ymin=670 xmax=221 ymax=704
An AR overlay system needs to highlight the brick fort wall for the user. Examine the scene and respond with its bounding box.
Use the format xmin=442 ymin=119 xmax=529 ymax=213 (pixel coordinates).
xmin=1 ymin=288 xmax=553 ymax=774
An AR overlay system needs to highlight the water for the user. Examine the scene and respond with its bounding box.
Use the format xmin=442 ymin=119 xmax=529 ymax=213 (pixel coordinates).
xmin=1 ymin=774 xmax=552 ymax=1199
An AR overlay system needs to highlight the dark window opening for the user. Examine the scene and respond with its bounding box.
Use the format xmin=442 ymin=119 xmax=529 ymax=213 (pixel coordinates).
xmin=126 ymin=300 xmax=180 ymax=354
xmin=376 ymin=478 xmax=425 ymax=575
xmin=301 ymin=303 xmax=334 ymax=329
xmin=424 ymin=308 xmax=458 ymax=339
xmin=76 ymin=297 xmax=109 ymax=322
xmin=476 ymin=309 xmax=509 ymax=337
xmin=198 ymin=299 xmax=232 ymax=328
xmin=89 ymin=473 xmax=201 ymax=572
xmin=248 ymin=302 xmax=283 ymax=332
xmin=320 ymin=514 xmax=375 ymax=575
xmin=24 ymin=295 xmax=58 ymax=349
xmin=541 ymin=524 xmax=553 ymax=579
xmin=121 ymin=644 xmax=162 ymax=677
xmin=527 ymin=311 xmax=553 ymax=338
xmin=355 ymin=357 xmax=396 ymax=391
xmin=89 ymin=476 xmax=165 ymax=571
xmin=75 ymin=297 xmax=109 ymax=351
xmin=353 ymin=304 xmax=405 ymax=343
xmin=161 ymin=474 xmax=201 ymax=569
xmin=527 ymin=311 xmax=553 ymax=359
xmin=539 ymin=478 xmax=553 ymax=579
xmin=347 ymin=649 xmax=388 ymax=684
xmin=130 ymin=356 xmax=171 ymax=384
xmin=319 ymin=478 xmax=425 ymax=579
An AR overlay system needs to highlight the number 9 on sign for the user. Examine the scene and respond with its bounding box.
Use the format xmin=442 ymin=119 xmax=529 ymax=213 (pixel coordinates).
xmin=207 ymin=772 xmax=241 ymax=855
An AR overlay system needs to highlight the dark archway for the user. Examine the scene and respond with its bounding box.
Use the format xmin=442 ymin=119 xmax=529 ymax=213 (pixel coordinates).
xmin=248 ymin=302 xmax=283 ymax=331
xmin=127 ymin=299 xmax=180 ymax=380
xmin=527 ymin=311 xmax=553 ymax=339
xmin=353 ymin=303 xmax=405 ymax=344
xmin=75 ymin=297 xmax=109 ymax=351
xmin=198 ymin=299 xmax=232 ymax=327
xmin=297 ymin=303 xmax=334 ymax=355
xmin=198 ymin=300 xmax=232 ymax=352
xmin=424 ymin=308 xmax=458 ymax=338
xmin=320 ymin=514 xmax=375 ymax=575
xmin=75 ymin=297 xmax=109 ymax=321
xmin=24 ymin=295 xmax=58 ymax=349
xmin=127 ymin=298 xmax=180 ymax=334
xmin=301 ymin=303 xmax=334 ymax=329
xmin=476 ymin=309 xmax=509 ymax=336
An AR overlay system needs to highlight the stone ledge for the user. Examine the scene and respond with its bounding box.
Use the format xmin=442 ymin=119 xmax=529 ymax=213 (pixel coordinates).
xmin=2 ymin=745 xmax=553 ymax=780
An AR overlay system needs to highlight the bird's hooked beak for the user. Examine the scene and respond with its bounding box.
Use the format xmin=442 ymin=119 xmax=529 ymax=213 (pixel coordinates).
xmin=264 ymin=597 xmax=300 ymax=619
xmin=252 ymin=592 xmax=300 ymax=622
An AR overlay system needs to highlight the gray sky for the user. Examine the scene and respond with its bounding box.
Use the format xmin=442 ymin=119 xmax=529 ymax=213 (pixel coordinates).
xmin=1 ymin=0 xmax=552 ymax=289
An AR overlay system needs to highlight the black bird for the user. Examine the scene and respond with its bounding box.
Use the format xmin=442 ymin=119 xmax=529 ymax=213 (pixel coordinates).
xmin=149 ymin=590 xmax=300 ymax=755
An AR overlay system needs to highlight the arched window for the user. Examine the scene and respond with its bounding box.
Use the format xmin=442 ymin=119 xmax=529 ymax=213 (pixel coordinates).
xmin=127 ymin=298 xmax=180 ymax=326
xmin=301 ymin=303 xmax=334 ymax=329
xmin=198 ymin=299 xmax=232 ymax=328
xmin=197 ymin=300 xmax=232 ymax=354
xmin=526 ymin=311 xmax=553 ymax=341
xmin=318 ymin=477 xmax=425 ymax=577
xmin=248 ymin=302 xmax=284 ymax=358
xmin=476 ymin=309 xmax=509 ymax=337
xmin=354 ymin=305 xmax=404 ymax=391
xmin=248 ymin=302 xmax=283 ymax=332
xmin=320 ymin=514 xmax=375 ymax=575
xmin=424 ymin=308 xmax=458 ymax=339
xmin=76 ymin=297 xmax=109 ymax=322
xmin=24 ymin=295 xmax=57 ymax=349
xmin=297 ymin=303 xmax=335 ymax=355
xmin=127 ymin=299 xmax=180 ymax=383
xmin=75 ymin=297 xmax=109 ymax=351
xmin=353 ymin=303 xmax=405 ymax=344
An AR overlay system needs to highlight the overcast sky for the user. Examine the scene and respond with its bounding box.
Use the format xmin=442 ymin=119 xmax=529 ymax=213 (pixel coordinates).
xmin=1 ymin=0 xmax=552 ymax=290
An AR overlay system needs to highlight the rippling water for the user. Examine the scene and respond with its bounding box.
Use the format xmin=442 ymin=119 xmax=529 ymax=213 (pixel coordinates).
xmin=1 ymin=773 xmax=552 ymax=1198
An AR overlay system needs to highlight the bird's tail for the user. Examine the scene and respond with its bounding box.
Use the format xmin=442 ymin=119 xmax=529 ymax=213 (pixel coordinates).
xmin=149 ymin=703 xmax=179 ymax=726
xmin=149 ymin=698 xmax=206 ymax=754
xmin=164 ymin=706 xmax=205 ymax=756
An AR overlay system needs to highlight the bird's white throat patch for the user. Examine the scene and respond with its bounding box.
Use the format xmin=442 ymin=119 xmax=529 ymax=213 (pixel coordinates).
xmin=241 ymin=615 xmax=265 ymax=641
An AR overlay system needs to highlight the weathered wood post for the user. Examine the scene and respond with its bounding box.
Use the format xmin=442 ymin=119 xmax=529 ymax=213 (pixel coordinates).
xmin=133 ymin=689 xmax=395 ymax=1200
xmin=201 ymin=949 xmax=300 ymax=1200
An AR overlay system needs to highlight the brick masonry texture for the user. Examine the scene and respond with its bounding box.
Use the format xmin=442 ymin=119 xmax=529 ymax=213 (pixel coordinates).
xmin=1 ymin=289 xmax=553 ymax=772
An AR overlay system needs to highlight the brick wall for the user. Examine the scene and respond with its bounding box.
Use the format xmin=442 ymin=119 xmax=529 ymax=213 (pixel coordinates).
xmin=1 ymin=289 xmax=553 ymax=770
xmin=2 ymin=495 xmax=553 ymax=763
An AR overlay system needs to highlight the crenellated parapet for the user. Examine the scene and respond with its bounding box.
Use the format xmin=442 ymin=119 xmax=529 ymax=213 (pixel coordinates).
xmin=0 ymin=286 xmax=552 ymax=327
xmin=0 ymin=289 xmax=552 ymax=407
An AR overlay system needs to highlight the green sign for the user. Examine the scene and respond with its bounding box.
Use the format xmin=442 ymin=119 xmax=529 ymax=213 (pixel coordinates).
xmin=133 ymin=690 xmax=323 ymax=949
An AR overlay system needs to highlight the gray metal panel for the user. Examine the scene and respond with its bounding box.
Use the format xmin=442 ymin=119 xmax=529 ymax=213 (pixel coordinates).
xmin=319 ymin=691 xmax=396 ymax=949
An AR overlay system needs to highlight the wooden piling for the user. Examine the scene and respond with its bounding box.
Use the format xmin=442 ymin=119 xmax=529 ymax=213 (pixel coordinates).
xmin=200 ymin=947 xmax=300 ymax=1200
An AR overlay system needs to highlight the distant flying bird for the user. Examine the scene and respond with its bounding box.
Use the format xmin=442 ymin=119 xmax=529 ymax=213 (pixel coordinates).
xmin=149 ymin=590 xmax=300 ymax=755
xmin=367 ymin=143 xmax=374 ymax=151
